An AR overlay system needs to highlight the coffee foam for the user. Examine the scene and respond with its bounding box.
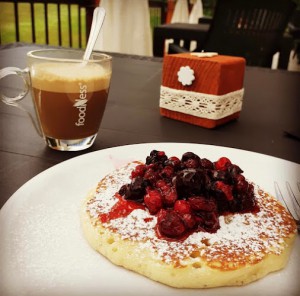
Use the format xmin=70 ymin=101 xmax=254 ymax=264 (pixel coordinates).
xmin=31 ymin=62 xmax=111 ymax=93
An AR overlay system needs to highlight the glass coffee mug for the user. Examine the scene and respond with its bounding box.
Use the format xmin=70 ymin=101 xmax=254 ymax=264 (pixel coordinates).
xmin=0 ymin=49 xmax=112 ymax=151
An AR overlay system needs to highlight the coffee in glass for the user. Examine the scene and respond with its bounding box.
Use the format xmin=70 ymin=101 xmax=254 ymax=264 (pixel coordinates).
xmin=0 ymin=49 xmax=112 ymax=151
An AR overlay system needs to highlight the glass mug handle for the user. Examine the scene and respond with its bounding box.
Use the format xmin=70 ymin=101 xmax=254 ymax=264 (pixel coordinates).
xmin=0 ymin=67 xmax=42 ymax=136
xmin=0 ymin=67 xmax=29 ymax=105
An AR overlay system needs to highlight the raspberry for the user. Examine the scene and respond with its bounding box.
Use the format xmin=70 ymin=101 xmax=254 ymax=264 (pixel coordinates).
xmin=165 ymin=156 xmax=181 ymax=168
xmin=215 ymin=181 xmax=234 ymax=201
xmin=143 ymin=168 xmax=159 ymax=185
xmin=236 ymin=180 xmax=248 ymax=192
xmin=214 ymin=157 xmax=232 ymax=171
xmin=181 ymin=213 xmax=196 ymax=229
xmin=188 ymin=196 xmax=217 ymax=212
xmin=131 ymin=164 xmax=146 ymax=178
xmin=157 ymin=208 xmax=167 ymax=221
xmin=144 ymin=188 xmax=163 ymax=215
xmin=161 ymin=186 xmax=178 ymax=207
xmin=155 ymin=179 xmax=167 ymax=189
xmin=235 ymin=174 xmax=245 ymax=182
xmin=157 ymin=151 xmax=166 ymax=158
xmin=174 ymin=200 xmax=191 ymax=214
xmin=160 ymin=165 xmax=174 ymax=179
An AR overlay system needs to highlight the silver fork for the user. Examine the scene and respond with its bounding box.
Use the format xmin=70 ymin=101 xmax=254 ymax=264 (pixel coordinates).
xmin=274 ymin=181 xmax=300 ymax=233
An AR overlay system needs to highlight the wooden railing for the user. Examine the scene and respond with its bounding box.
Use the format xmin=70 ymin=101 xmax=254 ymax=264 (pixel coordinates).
xmin=0 ymin=0 xmax=167 ymax=48
xmin=0 ymin=0 xmax=96 ymax=48
xmin=149 ymin=0 xmax=167 ymax=29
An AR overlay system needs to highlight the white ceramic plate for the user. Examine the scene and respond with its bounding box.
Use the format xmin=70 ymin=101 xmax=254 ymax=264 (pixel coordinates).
xmin=0 ymin=143 xmax=299 ymax=296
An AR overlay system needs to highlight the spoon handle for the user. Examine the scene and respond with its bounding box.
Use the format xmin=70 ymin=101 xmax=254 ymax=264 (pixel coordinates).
xmin=83 ymin=7 xmax=106 ymax=61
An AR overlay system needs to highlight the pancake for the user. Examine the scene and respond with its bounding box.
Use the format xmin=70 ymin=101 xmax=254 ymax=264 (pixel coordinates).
xmin=80 ymin=152 xmax=296 ymax=288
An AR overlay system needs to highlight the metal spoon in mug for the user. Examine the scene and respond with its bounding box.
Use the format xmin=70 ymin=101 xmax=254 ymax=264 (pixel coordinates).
xmin=83 ymin=7 xmax=106 ymax=61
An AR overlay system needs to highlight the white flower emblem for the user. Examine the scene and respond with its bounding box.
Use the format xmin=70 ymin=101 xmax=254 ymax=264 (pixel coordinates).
xmin=177 ymin=66 xmax=195 ymax=86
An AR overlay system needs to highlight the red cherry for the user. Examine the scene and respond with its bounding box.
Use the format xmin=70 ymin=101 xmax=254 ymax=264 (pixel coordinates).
xmin=188 ymin=196 xmax=217 ymax=211
xmin=144 ymin=188 xmax=163 ymax=214
xmin=184 ymin=158 xmax=199 ymax=168
xmin=162 ymin=187 xmax=178 ymax=207
xmin=215 ymin=157 xmax=232 ymax=171
xmin=157 ymin=210 xmax=186 ymax=238
xmin=167 ymin=156 xmax=181 ymax=168
xmin=157 ymin=151 xmax=166 ymax=157
xmin=181 ymin=213 xmax=196 ymax=229
xmin=174 ymin=200 xmax=191 ymax=214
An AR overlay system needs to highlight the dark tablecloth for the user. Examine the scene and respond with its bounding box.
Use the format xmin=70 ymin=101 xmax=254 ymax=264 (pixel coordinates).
xmin=0 ymin=43 xmax=299 ymax=208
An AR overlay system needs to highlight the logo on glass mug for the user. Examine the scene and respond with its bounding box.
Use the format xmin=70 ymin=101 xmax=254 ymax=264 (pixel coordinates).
xmin=74 ymin=82 xmax=88 ymax=126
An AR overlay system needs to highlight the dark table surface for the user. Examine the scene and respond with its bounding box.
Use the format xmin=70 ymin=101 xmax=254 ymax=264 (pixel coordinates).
xmin=0 ymin=43 xmax=300 ymax=209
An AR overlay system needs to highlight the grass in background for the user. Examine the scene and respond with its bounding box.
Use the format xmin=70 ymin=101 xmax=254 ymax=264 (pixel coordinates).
xmin=0 ymin=3 xmax=162 ymax=47
xmin=0 ymin=2 xmax=86 ymax=48
xmin=149 ymin=6 xmax=163 ymax=34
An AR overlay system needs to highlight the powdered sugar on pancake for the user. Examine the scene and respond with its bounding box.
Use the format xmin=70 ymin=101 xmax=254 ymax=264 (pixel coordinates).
xmin=87 ymin=162 xmax=139 ymax=217
xmin=86 ymin=162 xmax=296 ymax=268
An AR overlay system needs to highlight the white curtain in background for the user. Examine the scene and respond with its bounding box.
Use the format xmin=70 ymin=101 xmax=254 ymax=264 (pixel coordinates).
xmin=166 ymin=0 xmax=189 ymax=53
xmin=189 ymin=0 xmax=204 ymax=50
xmin=171 ymin=0 xmax=203 ymax=24
xmin=189 ymin=0 xmax=203 ymax=23
xmin=94 ymin=0 xmax=153 ymax=56
xmin=171 ymin=0 xmax=189 ymax=23
xmin=167 ymin=0 xmax=204 ymax=53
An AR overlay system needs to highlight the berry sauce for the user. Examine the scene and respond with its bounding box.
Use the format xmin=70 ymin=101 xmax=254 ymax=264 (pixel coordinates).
xmin=99 ymin=193 xmax=145 ymax=223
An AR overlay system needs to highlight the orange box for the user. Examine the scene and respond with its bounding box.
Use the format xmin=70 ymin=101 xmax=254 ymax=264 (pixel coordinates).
xmin=160 ymin=53 xmax=246 ymax=128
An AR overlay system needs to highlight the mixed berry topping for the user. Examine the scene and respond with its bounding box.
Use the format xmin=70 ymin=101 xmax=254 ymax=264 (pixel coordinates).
xmin=118 ymin=150 xmax=259 ymax=240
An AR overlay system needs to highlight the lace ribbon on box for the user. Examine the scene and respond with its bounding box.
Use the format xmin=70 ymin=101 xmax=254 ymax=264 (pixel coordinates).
xmin=160 ymin=86 xmax=244 ymax=120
